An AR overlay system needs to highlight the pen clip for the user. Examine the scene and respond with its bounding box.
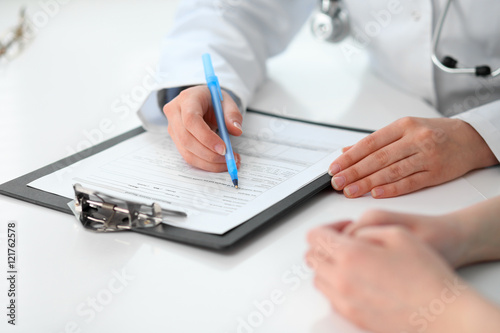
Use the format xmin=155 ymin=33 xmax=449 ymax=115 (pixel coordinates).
xmin=202 ymin=53 xmax=223 ymax=101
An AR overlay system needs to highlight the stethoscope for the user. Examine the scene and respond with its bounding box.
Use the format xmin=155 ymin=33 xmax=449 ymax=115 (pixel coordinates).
xmin=311 ymin=0 xmax=500 ymax=77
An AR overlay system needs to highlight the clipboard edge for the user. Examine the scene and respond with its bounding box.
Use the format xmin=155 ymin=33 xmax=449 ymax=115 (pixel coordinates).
xmin=0 ymin=110 xmax=373 ymax=251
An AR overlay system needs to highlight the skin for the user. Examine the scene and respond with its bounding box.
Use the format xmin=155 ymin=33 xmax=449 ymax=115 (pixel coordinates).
xmin=328 ymin=117 xmax=498 ymax=198
xmin=344 ymin=196 xmax=500 ymax=268
xmin=164 ymin=87 xmax=498 ymax=198
xmin=163 ymin=86 xmax=243 ymax=172
xmin=306 ymin=196 xmax=500 ymax=333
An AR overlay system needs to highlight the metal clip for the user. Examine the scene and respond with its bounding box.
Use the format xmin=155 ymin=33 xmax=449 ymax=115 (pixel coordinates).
xmin=73 ymin=183 xmax=185 ymax=232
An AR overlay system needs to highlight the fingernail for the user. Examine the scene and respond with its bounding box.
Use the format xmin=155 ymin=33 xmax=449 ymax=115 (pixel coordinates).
xmin=371 ymin=188 xmax=384 ymax=198
xmin=215 ymin=144 xmax=226 ymax=156
xmin=331 ymin=176 xmax=345 ymax=190
xmin=328 ymin=164 xmax=341 ymax=176
xmin=345 ymin=185 xmax=359 ymax=197
xmin=233 ymin=121 xmax=242 ymax=131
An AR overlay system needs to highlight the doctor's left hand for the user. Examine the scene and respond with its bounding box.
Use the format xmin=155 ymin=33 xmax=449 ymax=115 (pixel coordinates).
xmin=328 ymin=117 xmax=498 ymax=198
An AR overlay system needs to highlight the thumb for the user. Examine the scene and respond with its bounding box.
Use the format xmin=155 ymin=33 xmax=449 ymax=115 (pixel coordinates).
xmin=221 ymin=91 xmax=243 ymax=136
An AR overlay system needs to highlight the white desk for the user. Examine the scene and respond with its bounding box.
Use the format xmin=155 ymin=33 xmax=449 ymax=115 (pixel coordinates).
xmin=1 ymin=1 xmax=499 ymax=332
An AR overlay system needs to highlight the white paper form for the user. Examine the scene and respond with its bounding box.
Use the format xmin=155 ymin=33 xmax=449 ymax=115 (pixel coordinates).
xmin=29 ymin=113 xmax=367 ymax=234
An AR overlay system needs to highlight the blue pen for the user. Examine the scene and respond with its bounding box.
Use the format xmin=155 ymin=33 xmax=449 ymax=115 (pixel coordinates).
xmin=202 ymin=53 xmax=239 ymax=188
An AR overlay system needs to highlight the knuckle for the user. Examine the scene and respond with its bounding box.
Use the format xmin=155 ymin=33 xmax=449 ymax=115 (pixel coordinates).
xmin=346 ymin=167 xmax=360 ymax=181
xmin=387 ymin=164 xmax=404 ymax=182
xmin=177 ymin=88 xmax=192 ymax=101
xmin=398 ymin=116 xmax=418 ymax=128
xmin=361 ymin=135 xmax=377 ymax=151
xmin=373 ymin=149 xmax=390 ymax=166
xmin=416 ymin=127 xmax=434 ymax=141
xmin=405 ymin=176 xmax=420 ymax=191
xmin=339 ymin=151 xmax=355 ymax=167
xmin=360 ymin=177 xmax=373 ymax=191
xmin=163 ymin=102 xmax=175 ymax=118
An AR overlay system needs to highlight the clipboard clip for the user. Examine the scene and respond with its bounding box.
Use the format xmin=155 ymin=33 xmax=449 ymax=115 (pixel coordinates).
xmin=73 ymin=183 xmax=185 ymax=232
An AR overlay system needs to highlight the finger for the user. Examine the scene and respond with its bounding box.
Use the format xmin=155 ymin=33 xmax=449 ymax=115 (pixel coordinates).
xmin=168 ymin=118 xmax=227 ymax=165
xmin=328 ymin=122 xmax=405 ymax=176
xmin=353 ymin=225 xmax=413 ymax=248
xmin=306 ymin=227 xmax=347 ymax=265
xmin=323 ymin=220 xmax=353 ymax=233
xmin=331 ymin=138 xmax=417 ymax=193
xmin=369 ymin=171 xmax=434 ymax=198
xmin=176 ymin=144 xmax=230 ymax=172
xmin=341 ymin=145 xmax=353 ymax=153
xmin=221 ymin=91 xmax=243 ymax=136
xmin=181 ymin=96 xmax=228 ymax=156
xmin=341 ymin=153 xmax=425 ymax=198
xmin=343 ymin=210 xmax=412 ymax=235
xmin=307 ymin=224 xmax=344 ymax=246
xmin=234 ymin=152 xmax=241 ymax=169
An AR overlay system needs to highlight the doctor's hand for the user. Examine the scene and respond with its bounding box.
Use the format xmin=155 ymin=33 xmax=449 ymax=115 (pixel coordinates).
xmin=305 ymin=224 xmax=499 ymax=333
xmin=328 ymin=117 xmax=498 ymax=198
xmin=163 ymin=85 xmax=243 ymax=172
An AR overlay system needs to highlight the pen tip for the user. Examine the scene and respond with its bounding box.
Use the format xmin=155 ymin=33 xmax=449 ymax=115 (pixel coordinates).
xmin=233 ymin=179 xmax=238 ymax=188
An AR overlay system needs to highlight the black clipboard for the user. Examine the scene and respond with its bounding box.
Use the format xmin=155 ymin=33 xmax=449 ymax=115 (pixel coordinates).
xmin=0 ymin=109 xmax=371 ymax=250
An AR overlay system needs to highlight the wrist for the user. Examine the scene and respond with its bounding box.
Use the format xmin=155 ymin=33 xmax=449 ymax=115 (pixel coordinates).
xmin=425 ymin=281 xmax=500 ymax=333
xmin=445 ymin=209 xmax=482 ymax=267
xmin=435 ymin=212 xmax=473 ymax=268
xmin=457 ymin=119 xmax=498 ymax=170
xmin=456 ymin=290 xmax=500 ymax=332
xmin=447 ymin=197 xmax=500 ymax=267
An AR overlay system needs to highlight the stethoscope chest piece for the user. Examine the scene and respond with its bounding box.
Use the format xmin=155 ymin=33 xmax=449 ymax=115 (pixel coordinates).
xmin=310 ymin=0 xmax=349 ymax=43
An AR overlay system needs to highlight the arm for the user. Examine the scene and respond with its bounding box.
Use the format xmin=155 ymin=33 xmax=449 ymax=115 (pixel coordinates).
xmin=159 ymin=0 xmax=314 ymax=109
xmin=159 ymin=0 xmax=315 ymax=171
xmin=449 ymin=195 xmax=500 ymax=266
xmin=343 ymin=196 xmax=500 ymax=268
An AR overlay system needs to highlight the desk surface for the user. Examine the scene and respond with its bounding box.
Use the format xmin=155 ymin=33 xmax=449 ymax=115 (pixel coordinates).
xmin=1 ymin=1 xmax=500 ymax=332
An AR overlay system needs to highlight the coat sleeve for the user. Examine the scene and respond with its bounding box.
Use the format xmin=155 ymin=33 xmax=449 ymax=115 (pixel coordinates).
xmin=156 ymin=0 xmax=315 ymax=110
xmin=453 ymin=101 xmax=500 ymax=163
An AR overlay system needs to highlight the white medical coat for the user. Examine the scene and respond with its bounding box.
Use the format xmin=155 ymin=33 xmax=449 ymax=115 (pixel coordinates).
xmin=156 ymin=0 xmax=500 ymax=162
